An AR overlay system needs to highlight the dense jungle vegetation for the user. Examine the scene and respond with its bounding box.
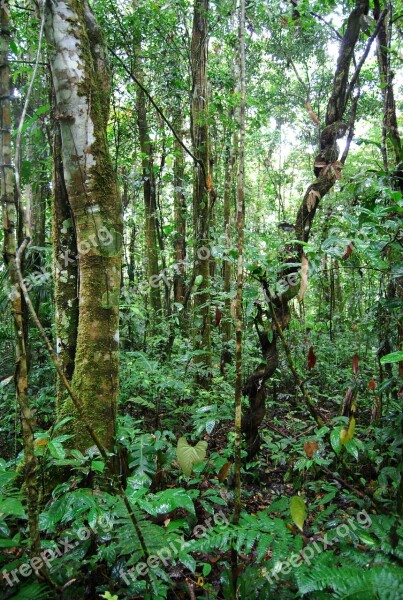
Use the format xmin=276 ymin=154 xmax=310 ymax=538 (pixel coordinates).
xmin=0 ymin=0 xmax=402 ymax=598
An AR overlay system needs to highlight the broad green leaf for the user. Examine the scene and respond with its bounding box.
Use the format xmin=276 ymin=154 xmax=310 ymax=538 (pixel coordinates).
xmin=290 ymin=495 xmax=306 ymax=531
xmin=330 ymin=428 xmax=342 ymax=454
xmin=380 ymin=351 xmax=403 ymax=364
xmin=0 ymin=497 xmax=26 ymax=518
xmin=194 ymin=275 xmax=203 ymax=286
xmin=176 ymin=437 xmax=207 ymax=477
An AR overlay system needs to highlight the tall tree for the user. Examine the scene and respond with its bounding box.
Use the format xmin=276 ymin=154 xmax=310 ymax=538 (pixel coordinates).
xmin=44 ymin=0 xmax=122 ymax=451
xmin=191 ymin=0 xmax=212 ymax=384
xmin=1 ymin=1 xmax=39 ymax=552
xmin=242 ymin=0 xmax=375 ymax=456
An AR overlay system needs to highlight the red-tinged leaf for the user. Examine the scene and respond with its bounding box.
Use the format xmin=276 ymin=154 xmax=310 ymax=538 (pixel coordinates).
xmin=342 ymin=242 xmax=354 ymax=260
xmin=369 ymin=378 xmax=375 ymax=390
xmin=352 ymin=354 xmax=359 ymax=376
xmin=304 ymin=440 xmax=319 ymax=457
xmin=215 ymin=306 xmax=223 ymax=327
xmin=308 ymin=346 xmax=316 ymax=369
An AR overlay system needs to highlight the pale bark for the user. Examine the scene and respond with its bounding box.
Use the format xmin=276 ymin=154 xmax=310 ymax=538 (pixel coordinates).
xmin=45 ymin=0 xmax=122 ymax=450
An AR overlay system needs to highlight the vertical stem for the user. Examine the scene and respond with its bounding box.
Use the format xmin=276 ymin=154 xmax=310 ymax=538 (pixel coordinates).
xmin=0 ymin=4 xmax=39 ymax=553
xmin=232 ymin=0 xmax=245 ymax=588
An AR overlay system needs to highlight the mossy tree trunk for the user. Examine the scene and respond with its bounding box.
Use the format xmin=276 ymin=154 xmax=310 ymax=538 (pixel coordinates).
xmin=45 ymin=0 xmax=122 ymax=451
xmin=0 ymin=2 xmax=39 ymax=552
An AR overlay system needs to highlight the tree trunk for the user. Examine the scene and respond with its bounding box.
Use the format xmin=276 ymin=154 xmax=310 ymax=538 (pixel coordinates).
xmin=191 ymin=0 xmax=212 ymax=385
xmin=0 ymin=3 xmax=39 ymax=552
xmin=135 ymin=61 xmax=162 ymax=315
xmin=173 ymin=114 xmax=187 ymax=305
xmin=45 ymin=0 xmax=122 ymax=451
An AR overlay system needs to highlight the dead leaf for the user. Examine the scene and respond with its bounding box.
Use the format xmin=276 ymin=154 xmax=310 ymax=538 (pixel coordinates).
xmin=308 ymin=346 xmax=316 ymax=369
xmin=304 ymin=440 xmax=319 ymax=457
xmin=298 ymin=254 xmax=309 ymax=302
xmin=369 ymin=379 xmax=375 ymax=390
xmin=352 ymin=354 xmax=359 ymax=376
xmin=307 ymin=189 xmax=320 ymax=212
xmin=218 ymin=461 xmax=232 ymax=482
xmin=342 ymin=242 xmax=354 ymax=260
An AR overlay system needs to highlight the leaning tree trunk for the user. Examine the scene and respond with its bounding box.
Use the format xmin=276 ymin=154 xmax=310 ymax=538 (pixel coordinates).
xmin=242 ymin=0 xmax=373 ymax=457
xmin=45 ymin=0 xmax=122 ymax=451
xmin=191 ymin=0 xmax=212 ymax=386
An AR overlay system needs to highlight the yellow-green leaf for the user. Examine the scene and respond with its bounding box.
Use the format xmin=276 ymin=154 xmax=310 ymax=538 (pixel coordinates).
xmin=176 ymin=437 xmax=208 ymax=477
xmin=290 ymin=495 xmax=306 ymax=532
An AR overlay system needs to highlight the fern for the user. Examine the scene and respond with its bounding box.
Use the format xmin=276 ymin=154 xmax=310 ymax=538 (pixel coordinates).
xmin=296 ymin=563 xmax=403 ymax=599
xmin=9 ymin=582 xmax=51 ymax=600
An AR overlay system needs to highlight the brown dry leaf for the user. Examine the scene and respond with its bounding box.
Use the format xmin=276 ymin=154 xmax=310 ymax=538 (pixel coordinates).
xmin=206 ymin=174 xmax=214 ymax=192
xmin=298 ymin=254 xmax=309 ymax=302
xmin=304 ymin=440 xmax=319 ymax=458
xmin=342 ymin=242 xmax=354 ymax=260
xmin=307 ymin=189 xmax=320 ymax=212
xmin=218 ymin=461 xmax=232 ymax=482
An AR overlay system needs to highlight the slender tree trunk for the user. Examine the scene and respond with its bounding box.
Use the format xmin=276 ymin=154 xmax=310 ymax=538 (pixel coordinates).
xmin=191 ymin=0 xmax=212 ymax=385
xmin=45 ymin=0 xmax=122 ymax=451
xmin=173 ymin=114 xmax=187 ymax=305
xmin=232 ymin=0 xmax=245 ymax=587
xmin=135 ymin=61 xmax=162 ymax=315
xmin=51 ymin=103 xmax=79 ymax=412
xmin=0 ymin=3 xmax=39 ymax=552
xmin=221 ymin=121 xmax=236 ymax=369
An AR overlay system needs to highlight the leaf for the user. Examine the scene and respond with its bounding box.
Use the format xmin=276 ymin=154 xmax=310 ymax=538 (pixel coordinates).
xmin=205 ymin=419 xmax=216 ymax=434
xmin=298 ymin=254 xmax=309 ymax=302
xmin=341 ymin=417 xmax=356 ymax=446
xmin=176 ymin=437 xmax=208 ymax=477
xmin=380 ymin=351 xmax=403 ymax=364
xmin=0 ymin=497 xmax=26 ymax=518
xmin=178 ymin=551 xmax=196 ymax=573
xmin=214 ymin=306 xmax=223 ymax=327
xmin=342 ymin=242 xmax=354 ymax=260
xmin=303 ymin=441 xmax=318 ymax=458
xmin=307 ymin=346 xmax=316 ymax=369
xmin=352 ymin=354 xmax=359 ymax=376
xmin=369 ymin=378 xmax=375 ymax=390
xmin=53 ymin=416 xmax=73 ymax=432
xmin=307 ymin=189 xmax=320 ymax=212
xmin=330 ymin=428 xmax=342 ymax=454
xmin=194 ymin=275 xmax=203 ymax=286
xmin=218 ymin=462 xmax=232 ymax=482
xmin=290 ymin=495 xmax=306 ymax=531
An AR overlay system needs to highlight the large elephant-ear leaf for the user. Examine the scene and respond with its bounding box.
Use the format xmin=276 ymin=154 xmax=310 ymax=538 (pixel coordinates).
xmin=290 ymin=495 xmax=307 ymax=532
xmin=176 ymin=437 xmax=208 ymax=477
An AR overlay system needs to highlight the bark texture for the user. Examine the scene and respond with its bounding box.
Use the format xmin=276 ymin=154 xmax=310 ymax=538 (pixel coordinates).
xmin=191 ymin=0 xmax=212 ymax=384
xmin=45 ymin=0 xmax=122 ymax=450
